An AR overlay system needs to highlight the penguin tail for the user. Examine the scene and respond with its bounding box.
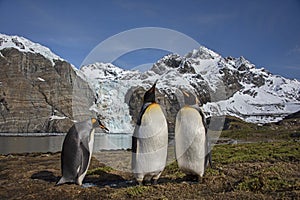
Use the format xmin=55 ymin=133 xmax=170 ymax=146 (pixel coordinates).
xmin=56 ymin=177 xmax=67 ymax=186
xmin=205 ymin=151 xmax=213 ymax=169
xmin=208 ymin=152 xmax=213 ymax=168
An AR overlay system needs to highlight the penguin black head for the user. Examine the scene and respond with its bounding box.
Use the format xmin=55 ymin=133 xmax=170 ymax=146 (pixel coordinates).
xmin=143 ymin=80 xmax=158 ymax=103
xmin=92 ymin=115 xmax=109 ymax=132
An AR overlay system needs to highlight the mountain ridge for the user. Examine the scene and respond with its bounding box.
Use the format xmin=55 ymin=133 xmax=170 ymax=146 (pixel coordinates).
xmin=81 ymin=47 xmax=300 ymax=132
xmin=1 ymin=33 xmax=299 ymax=133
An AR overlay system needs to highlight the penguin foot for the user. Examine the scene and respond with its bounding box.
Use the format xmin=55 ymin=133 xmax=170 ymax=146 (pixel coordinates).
xmin=185 ymin=174 xmax=199 ymax=182
xmin=135 ymin=179 xmax=143 ymax=186
xmin=151 ymin=178 xmax=158 ymax=185
xmin=139 ymin=182 xmax=144 ymax=186
xmin=151 ymin=172 xmax=162 ymax=185
xmin=197 ymin=176 xmax=204 ymax=183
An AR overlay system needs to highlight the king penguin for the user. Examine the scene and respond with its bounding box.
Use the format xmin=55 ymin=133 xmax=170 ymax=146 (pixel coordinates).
xmin=175 ymin=105 xmax=212 ymax=181
xmin=56 ymin=116 xmax=109 ymax=186
xmin=131 ymin=80 xmax=168 ymax=185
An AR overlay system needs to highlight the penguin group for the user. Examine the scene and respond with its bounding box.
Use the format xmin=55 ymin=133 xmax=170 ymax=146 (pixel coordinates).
xmin=132 ymin=80 xmax=211 ymax=184
xmin=57 ymin=80 xmax=211 ymax=186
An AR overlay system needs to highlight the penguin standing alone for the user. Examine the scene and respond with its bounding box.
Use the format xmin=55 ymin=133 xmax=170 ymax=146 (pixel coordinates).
xmin=57 ymin=116 xmax=109 ymax=186
xmin=131 ymin=80 xmax=168 ymax=185
xmin=175 ymin=105 xmax=211 ymax=181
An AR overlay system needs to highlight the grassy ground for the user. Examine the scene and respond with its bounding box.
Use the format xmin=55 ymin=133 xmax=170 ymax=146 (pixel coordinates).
xmin=220 ymin=116 xmax=300 ymax=142
xmin=0 ymin=116 xmax=299 ymax=199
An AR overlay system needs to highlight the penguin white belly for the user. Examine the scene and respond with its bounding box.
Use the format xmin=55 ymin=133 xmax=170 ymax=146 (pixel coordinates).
xmin=132 ymin=103 xmax=168 ymax=182
xmin=77 ymin=129 xmax=95 ymax=185
xmin=175 ymin=106 xmax=206 ymax=177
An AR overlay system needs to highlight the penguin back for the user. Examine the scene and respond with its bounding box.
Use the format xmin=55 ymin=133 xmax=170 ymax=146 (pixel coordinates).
xmin=175 ymin=106 xmax=207 ymax=176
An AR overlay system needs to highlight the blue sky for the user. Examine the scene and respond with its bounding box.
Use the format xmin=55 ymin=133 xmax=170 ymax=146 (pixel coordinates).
xmin=1 ymin=0 xmax=300 ymax=79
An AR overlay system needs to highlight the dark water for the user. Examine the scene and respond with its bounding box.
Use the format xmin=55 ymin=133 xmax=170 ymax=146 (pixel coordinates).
xmin=0 ymin=133 xmax=132 ymax=154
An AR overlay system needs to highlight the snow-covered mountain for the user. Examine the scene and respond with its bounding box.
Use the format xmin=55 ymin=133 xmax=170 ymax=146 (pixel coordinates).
xmin=0 ymin=33 xmax=63 ymax=65
xmin=2 ymin=33 xmax=299 ymax=134
xmin=81 ymin=46 xmax=300 ymax=133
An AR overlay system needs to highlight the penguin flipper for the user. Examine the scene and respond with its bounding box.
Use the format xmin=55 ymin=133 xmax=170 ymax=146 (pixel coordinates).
xmin=79 ymin=142 xmax=90 ymax=175
xmin=132 ymin=136 xmax=138 ymax=153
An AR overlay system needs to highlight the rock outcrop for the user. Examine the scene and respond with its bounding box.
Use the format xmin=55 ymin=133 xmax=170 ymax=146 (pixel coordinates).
xmin=0 ymin=48 xmax=95 ymax=133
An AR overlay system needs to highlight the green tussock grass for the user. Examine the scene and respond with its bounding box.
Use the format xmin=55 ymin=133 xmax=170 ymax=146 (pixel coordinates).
xmin=163 ymin=160 xmax=185 ymax=179
xmin=87 ymin=140 xmax=298 ymax=199
xmin=220 ymin=116 xmax=300 ymax=141
xmin=212 ymin=141 xmax=300 ymax=164
xmin=211 ymin=141 xmax=300 ymax=193
xmin=126 ymin=186 xmax=152 ymax=197
xmin=87 ymin=165 xmax=114 ymax=175
xmin=236 ymin=170 xmax=299 ymax=193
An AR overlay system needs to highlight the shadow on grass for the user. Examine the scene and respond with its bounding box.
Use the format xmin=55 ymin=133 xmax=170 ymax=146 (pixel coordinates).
xmin=31 ymin=170 xmax=59 ymax=183
xmin=31 ymin=169 xmax=135 ymax=188
xmin=86 ymin=167 xmax=137 ymax=188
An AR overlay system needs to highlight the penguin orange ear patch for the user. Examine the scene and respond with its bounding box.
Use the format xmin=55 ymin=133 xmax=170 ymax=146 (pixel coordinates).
xmin=91 ymin=118 xmax=97 ymax=124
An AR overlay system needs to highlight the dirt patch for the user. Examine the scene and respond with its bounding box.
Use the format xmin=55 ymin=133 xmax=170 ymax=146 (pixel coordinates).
xmin=0 ymin=141 xmax=299 ymax=199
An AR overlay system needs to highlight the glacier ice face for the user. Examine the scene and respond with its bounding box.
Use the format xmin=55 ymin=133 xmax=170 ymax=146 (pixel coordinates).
xmin=96 ymin=80 xmax=134 ymax=133
xmin=81 ymin=63 xmax=139 ymax=133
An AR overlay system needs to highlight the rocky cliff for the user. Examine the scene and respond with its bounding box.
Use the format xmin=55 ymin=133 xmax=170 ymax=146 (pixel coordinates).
xmin=0 ymin=34 xmax=95 ymax=133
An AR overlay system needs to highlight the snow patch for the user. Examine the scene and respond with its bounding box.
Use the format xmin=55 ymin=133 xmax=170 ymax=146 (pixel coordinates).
xmin=37 ymin=77 xmax=45 ymax=82
xmin=0 ymin=33 xmax=63 ymax=65
xmin=49 ymin=115 xmax=66 ymax=120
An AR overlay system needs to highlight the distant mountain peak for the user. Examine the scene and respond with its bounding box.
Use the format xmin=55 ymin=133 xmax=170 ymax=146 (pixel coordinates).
xmin=185 ymin=46 xmax=221 ymax=60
